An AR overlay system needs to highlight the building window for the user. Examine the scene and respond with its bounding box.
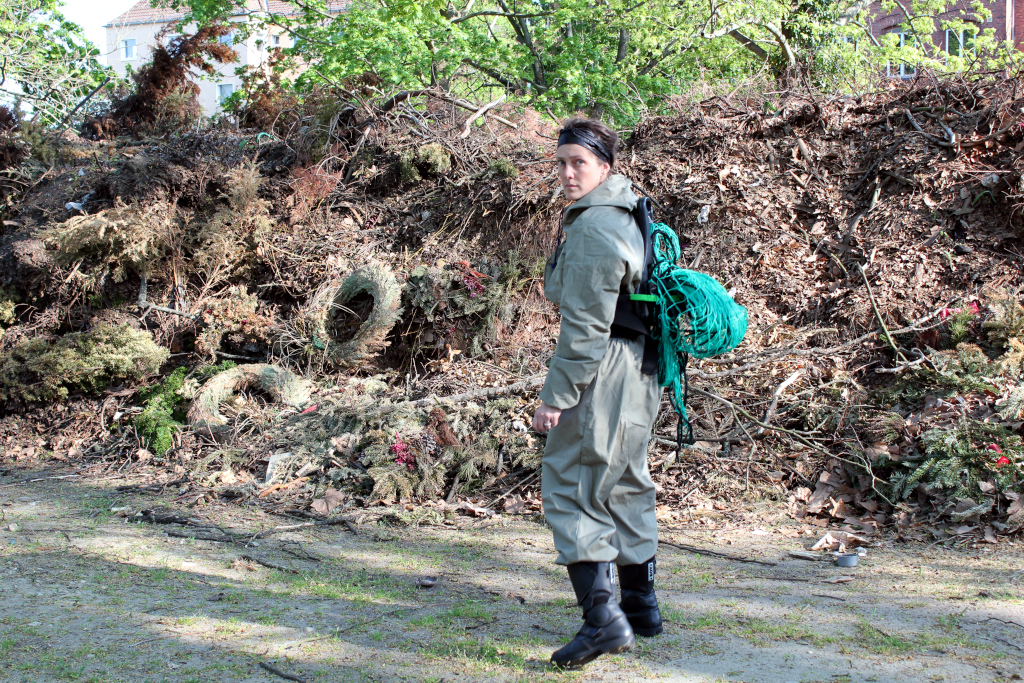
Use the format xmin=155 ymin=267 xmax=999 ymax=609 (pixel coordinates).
xmin=217 ymin=83 xmax=235 ymax=103
xmin=219 ymin=30 xmax=234 ymax=45
xmin=271 ymin=34 xmax=280 ymax=47
xmin=887 ymin=30 xmax=917 ymax=79
xmin=946 ymin=29 xmax=975 ymax=57
xmin=121 ymin=38 xmax=137 ymax=60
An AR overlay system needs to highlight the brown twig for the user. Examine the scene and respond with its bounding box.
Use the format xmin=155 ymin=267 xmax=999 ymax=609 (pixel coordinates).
xmin=259 ymin=661 xmax=307 ymax=683
xmin=659 ymin=540 xmax=778 ymax=566
xmin=241 ymin=554 xmax=299 ymax=573
xmin=460 ymin=94 xmax=506 ymax=138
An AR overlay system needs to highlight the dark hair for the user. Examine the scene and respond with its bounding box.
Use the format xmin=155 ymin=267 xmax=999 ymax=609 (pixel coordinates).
xmin=558 ymin=118 xmax=618 ymax=167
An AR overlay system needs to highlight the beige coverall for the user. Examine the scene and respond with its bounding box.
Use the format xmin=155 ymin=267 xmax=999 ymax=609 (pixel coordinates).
xmin=539 ymin=174 xmax=662 ymax=566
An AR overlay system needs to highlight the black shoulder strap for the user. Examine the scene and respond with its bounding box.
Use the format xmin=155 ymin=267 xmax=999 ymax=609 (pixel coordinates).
xmin=632 ymin=197 xmax=655 ymax=295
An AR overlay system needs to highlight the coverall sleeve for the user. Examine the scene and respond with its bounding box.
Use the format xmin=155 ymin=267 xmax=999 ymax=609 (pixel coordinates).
xmin=539 ymin=211 xmax=628 ymax=409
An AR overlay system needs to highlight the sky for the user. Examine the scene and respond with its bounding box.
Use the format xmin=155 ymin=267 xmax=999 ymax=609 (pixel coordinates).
xmin=59 ymin=0 xmax=140 ymax=63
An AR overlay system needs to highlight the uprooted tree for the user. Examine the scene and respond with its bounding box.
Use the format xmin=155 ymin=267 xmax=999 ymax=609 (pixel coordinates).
xmin=81 ymin=24 xmax=238 ymax=139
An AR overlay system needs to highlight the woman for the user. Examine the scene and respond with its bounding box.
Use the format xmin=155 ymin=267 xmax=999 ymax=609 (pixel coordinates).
xmin=532 ymin=118 xmax=663 ymax=668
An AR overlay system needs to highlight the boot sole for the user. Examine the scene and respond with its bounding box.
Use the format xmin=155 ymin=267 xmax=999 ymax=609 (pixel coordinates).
xmin=551 ymin=635 xmax=635 ymax=669
xmin=632 ymin=625 xmax=664 ymax=637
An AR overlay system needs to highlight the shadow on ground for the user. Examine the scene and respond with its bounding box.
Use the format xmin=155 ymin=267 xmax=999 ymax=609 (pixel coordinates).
xmin=1 ymin=466 xmax=1022 ymax=683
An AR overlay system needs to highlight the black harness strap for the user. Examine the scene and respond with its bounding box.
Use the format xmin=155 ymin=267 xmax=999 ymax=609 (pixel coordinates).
xmin=609 ymin=197 xmax=658 ymax=376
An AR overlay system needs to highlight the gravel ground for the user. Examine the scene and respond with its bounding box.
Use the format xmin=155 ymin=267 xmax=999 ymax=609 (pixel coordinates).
xmin=0 ymin=467 xmax=1021 ymax=683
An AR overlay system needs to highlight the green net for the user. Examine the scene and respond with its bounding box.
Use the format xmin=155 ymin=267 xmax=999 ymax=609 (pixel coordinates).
xmin=642 ymin=223 xmax=748 ymax=447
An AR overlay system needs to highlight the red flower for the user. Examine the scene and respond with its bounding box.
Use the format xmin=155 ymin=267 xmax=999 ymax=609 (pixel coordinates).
xmin=391 ymin=433 xmax=415 ymax=471
xmin=995 ymin=456 xmax=1011 ymax=467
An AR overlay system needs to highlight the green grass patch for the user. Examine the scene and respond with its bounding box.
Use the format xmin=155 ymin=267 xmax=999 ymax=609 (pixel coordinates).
xmin=423 ymin=636 xmax=527 ymax=670
xmin=278 ymin=567 xmax=412 ymax=603
xmin=856 ymin=621 xmax=918 ymax=654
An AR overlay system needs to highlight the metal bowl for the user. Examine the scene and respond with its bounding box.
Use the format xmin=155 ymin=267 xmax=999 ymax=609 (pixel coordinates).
xmin=836 ymin=553 xmax=859 ymax=568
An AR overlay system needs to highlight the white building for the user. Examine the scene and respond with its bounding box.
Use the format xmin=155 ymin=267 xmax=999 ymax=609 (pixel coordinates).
xmin=104 ymin=1 xmax=347 ymax=115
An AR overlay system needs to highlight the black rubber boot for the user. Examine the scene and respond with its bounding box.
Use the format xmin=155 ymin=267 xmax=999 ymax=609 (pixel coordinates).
xmin=619 ymin=557 xmax=664 ymax=637
xmin=550 ymin=562 xmax=635 ymax=668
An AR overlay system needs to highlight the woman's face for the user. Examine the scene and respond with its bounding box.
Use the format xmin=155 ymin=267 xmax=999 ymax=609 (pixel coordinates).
xmin=556 ymin=143 xmax=611 ymax=202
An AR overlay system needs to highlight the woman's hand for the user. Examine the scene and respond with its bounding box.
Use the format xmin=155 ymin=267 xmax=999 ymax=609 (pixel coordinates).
xmin=532 ymin=402 xmax=563 ymax=433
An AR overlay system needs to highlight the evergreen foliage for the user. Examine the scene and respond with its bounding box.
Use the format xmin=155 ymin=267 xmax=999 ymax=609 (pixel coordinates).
xmin=353 ymin=398 xmax=537 ymax=503
xmin=888 ymin=421 xmax=1021 ymax=505
xmin=0 ymin=324 xmax=168 ymax=404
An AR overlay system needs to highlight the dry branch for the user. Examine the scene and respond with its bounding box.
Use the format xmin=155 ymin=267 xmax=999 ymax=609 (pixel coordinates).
xmin=660 ymin=540 xmax=778 ymax=566
xmin=259 ymin=662 xmax=307 ymax=683
xmin=460 ymin=94 xmax=506 ymax=138
xmin=353 ymin=374 xmax=544 ymax=420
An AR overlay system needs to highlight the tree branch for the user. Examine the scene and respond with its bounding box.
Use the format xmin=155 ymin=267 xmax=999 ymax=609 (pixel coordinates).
xmin=834 ymin=0 xmax=874 ymax=26
xmin=702 ymin=18 xmax=756 ymax=40
xmin=463 ymin=59 xmax=525 ymax=91
xmin=638 ymin=37 xmax=696 ymax=76
xmin=450 ymin=9 xmax=553 ymax=25
xmin=616 ymin=28 xmax=630 ymax=63
xmin=460 ymin=94 xmax=505 ymax=138
xmin=890 ymin=0 xmax=934 ymax=60
xmin=494 ymin=0 xmax=546 ymax=88
xmin=852 ymin=20 xmax=882 ymax=48
xmin=727 ymin=29 xmax=768 ymax=62
xmin=761 ymin=21 xmax=797 ymax=67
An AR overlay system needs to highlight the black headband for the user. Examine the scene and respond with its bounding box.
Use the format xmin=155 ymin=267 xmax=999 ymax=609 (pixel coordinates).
xmin=557 ymin=128 xmax=612 ymax=163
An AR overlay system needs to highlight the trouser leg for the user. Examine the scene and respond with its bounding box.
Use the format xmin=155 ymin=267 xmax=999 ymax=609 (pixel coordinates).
xmin=542 ymin=338 xmax=655 ymax=565
xmin=606 ymin=410 xmax=659 ymax=565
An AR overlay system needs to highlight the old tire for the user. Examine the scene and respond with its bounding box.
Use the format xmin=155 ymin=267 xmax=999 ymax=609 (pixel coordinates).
xmin=308 ymin=262 xmax=403 ymax=368
xmin=188 ymin=364 xmax=312 ymax=441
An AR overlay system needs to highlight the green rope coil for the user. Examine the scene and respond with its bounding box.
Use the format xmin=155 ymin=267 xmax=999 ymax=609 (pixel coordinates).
xmin=644 ymin=223 xmax=748 ymax=446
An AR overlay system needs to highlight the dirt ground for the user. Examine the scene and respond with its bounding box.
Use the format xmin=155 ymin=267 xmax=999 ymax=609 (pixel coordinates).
xmin=0 ymin=466 xmax=1021 ymax=683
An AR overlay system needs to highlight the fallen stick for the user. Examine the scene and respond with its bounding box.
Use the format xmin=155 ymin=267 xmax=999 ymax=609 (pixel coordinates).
xmin=653 ymin=436 xmax=729 ymax=452
xmin=687 ymin=308 xmax=944 ymax=379
xmin=115 ymin=477 xmax=188 ymax=492
xmin=357 ymin=374 xmax=545 ymax=420
xmin=259 ymin=661 xmax=307 ymax=683
xmin=857 ymin=263 xmax=906 ymax=363
xmin=795 ymin=137 xmax=824 ymax=183
xmin=874 ymin=350 xmax=930 ymax=374
xmin=659 ymin=540 xmax=778 ymax=566
xmin=438 ymin=94 xmax=517 ymax=128
xmin=757 ymin=370 xmax=802 ymax=437
xmin=165 ymin=530 xmax=236 ymax=543
xmin=460 ymin=94 xmax=506 ymax=138
xmin=0 ymin=473 xmax=81 ymax=487
xmin=55 ymin=76 xmax=111 ymax=131
xmin=137 ymin=275 xmax=196 ymax=320
xmin=489 ymin=469 xmax=540 ymax=508
xmin=241 ymin=554 xmax=299 ymax=573
xmin=904 ymin=108 xmax=948 ymax=145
